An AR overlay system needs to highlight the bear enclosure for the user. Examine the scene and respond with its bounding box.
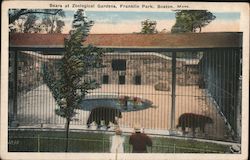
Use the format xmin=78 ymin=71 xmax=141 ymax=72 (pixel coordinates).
xmin=8 ymin=33 xmax=242 ymax=143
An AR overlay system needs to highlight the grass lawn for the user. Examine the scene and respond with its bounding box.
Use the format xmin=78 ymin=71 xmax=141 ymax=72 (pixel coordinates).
xmin=8 ymin=130 xmax=230 ymax=153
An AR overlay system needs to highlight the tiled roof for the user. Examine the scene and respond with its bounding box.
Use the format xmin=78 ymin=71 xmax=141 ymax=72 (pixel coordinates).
xmin=10 ymin=33 xmax=68 ymax=47
xmin=9 ymin=32 xmax=242 ymax=49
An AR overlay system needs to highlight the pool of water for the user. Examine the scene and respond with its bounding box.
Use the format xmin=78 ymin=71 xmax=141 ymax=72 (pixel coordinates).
xmin=80 ymin=95 xmax=153 ymax=112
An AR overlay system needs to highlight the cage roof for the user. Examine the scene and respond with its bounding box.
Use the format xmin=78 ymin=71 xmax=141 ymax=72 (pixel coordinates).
xmin=9 ymin=32 xmax=242 ymax=51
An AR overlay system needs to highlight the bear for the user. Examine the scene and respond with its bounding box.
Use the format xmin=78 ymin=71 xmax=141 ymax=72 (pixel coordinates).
xmin=87 ymin=107 xmax=122 ymax=129
xmin=176 ymin=113 xmax=213 ymax=136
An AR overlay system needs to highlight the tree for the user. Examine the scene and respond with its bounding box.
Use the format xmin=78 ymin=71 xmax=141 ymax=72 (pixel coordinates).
xmin=55 ymin=20 xmax=65 ymax=33
xmin=140 ymin=19 xmax=158 ymax=34
xmin=41 ymin=10 xmax=65 ymax=33
xmin=9 ymin=9 xmax=62 ymax=24
xmin=23 ymin=14 xmax=38 ymax=33
xmin=9 ymin=16 xmax=26 ymax=33
xmin=171 ymin=10 xmax=216 ymax=33
xmin=43 ymin=9 xmax=105 ymax=152
xmin=9 ymin=9 xmax=64 ymax=33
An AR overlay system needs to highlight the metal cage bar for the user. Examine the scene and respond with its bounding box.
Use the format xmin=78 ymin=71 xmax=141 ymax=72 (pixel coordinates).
xmin=8 ymin=48 xmax=242 ymax=142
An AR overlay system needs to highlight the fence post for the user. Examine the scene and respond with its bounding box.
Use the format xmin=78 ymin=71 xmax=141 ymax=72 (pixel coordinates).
xmin=171 ymin=52 xmax=176 ymax=131
xmin=102 ymin=135 xmax=105 ymax=152
xmin=173 ymin=144 xmax=176 ymax=153
xmin=37 ymin=134 xmax=40 ymax=152
xmin=10 ymin=51 xmax=19 ymax=127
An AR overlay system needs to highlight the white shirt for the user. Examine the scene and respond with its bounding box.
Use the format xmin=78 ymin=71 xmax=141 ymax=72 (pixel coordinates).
xmin=110 ymin=135 xmax=125 ymax=153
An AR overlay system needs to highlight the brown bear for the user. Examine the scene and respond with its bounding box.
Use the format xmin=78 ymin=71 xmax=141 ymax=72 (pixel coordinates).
xmin=87 ymin=107 xmax=122 ymax=129
xmin=176 ymin=113 xmax=213 ymax=136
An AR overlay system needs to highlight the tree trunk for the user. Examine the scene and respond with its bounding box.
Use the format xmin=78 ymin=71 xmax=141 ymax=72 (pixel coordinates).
xmin=65 ymin=118 xmax=70 ymax=152
xmin=50 ymin=16 xmax=55 ymax=33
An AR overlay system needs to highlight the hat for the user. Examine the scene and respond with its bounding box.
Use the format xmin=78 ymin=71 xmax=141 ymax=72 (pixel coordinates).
xmin=134 ymin=124 xmax=141 ymax=132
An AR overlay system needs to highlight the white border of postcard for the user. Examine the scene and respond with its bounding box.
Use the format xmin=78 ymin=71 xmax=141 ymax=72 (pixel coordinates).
xmin=1 ymin=1 xmax=249 ymax=160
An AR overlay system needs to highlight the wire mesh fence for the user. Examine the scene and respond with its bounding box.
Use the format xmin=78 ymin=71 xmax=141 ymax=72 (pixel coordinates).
xmin=8 ymin=49 xmax=242 ymax=142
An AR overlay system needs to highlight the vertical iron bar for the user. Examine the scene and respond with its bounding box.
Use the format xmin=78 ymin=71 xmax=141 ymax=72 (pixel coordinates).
xmin=102 ymin=134 xmax=105 ymax=152
xmin=230 ymin=49 xmax=235 ymax=139
xmin=214 ymin=49 xmax=218 ymax=137
xmin=173 ymin=144 xmax=176 ymax=153
xmin=118 ymin=71 xmax=119 ymax=97
xmin=171 ymin=52 xmax=176 ymax=130
xmin=12 ymin=51 xmax=18 ymax=127
xmin=37 ymin=134 xmax=40 ymax=152
xmin=236 ymin=49 xmax=242 ymax=142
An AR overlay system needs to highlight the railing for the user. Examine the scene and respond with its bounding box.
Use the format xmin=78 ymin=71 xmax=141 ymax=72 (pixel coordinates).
xmin=8 ymin=136 xmax=227 ymax=153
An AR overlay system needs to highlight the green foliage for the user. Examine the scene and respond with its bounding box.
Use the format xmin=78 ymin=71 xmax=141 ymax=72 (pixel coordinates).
xmin=43 ymin=9 xmax=104 ymax=120
xmin=9 ymin=9 xmax=64 ymax=33
xmin=23 ymin=14 xmax=39 ymax=33
xmin=55 ymin=20 xmax=65 ymax=33
xmin=41 ymin=10 xmax=65 ymax=33
xmin=140 ymin=19 xmax=158 ymax=34
xmin=171 ymin=10 xmax=216 ymax=33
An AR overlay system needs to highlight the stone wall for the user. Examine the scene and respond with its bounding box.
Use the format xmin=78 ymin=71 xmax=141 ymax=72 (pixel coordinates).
xmin=89 ymin=53 xmax=200 ymax=86
xmin=13 ymin=52 xmax=200 ymax=90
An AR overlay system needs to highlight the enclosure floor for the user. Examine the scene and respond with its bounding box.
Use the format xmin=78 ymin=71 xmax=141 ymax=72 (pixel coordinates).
xmin=15 ymin=84 xmax=227 ymax=140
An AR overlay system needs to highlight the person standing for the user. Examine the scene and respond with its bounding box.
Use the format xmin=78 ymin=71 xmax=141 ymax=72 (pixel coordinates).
xmin=110 ymin=128 xmax=125 ymax=153
xmin=129 ymin=125 xmax=152 ymax=153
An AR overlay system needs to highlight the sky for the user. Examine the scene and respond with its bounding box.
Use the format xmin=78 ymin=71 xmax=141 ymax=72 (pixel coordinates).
xmin=62 ymin=11 xmax=241 ymax=34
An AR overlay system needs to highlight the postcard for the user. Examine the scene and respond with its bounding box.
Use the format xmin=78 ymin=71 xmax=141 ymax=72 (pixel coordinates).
xmin=1 ymin=1 xmax=249 ymax=160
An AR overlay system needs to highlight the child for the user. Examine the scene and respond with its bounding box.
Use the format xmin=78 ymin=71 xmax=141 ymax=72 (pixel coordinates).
xmin=110 ymin=128 xmax=125 ymax=153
